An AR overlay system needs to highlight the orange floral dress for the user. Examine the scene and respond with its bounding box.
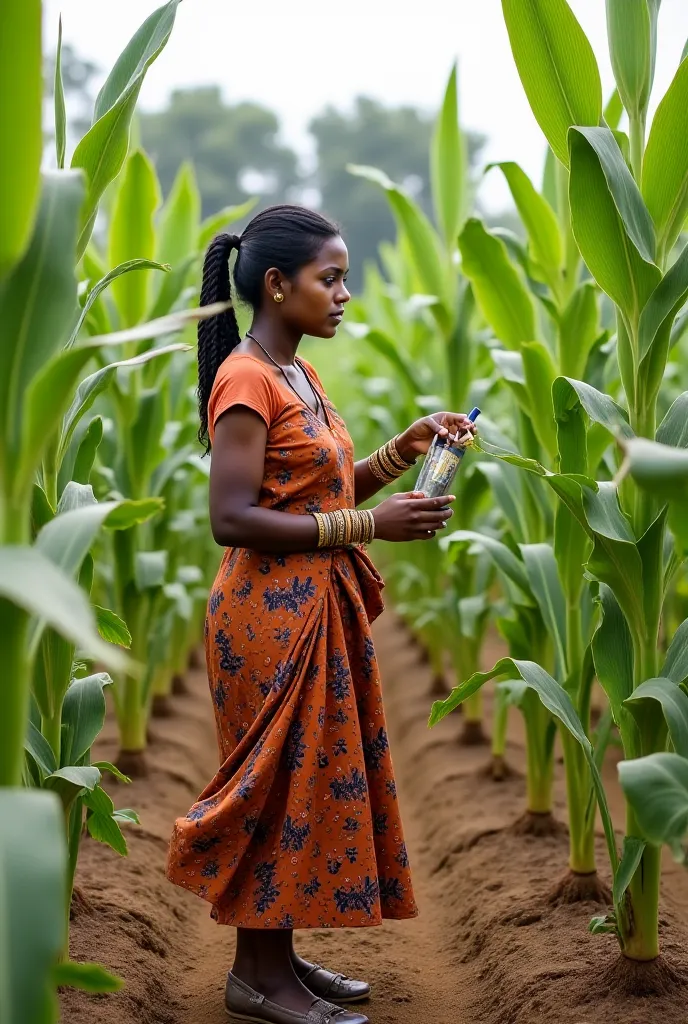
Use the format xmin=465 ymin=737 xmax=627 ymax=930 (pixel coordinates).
xmin=167 ymin=353 xmax=418 ymax=929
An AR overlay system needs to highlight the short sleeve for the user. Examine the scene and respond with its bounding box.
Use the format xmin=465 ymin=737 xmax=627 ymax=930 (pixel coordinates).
xmin=208 ymin=355 xmax=281 ymax=443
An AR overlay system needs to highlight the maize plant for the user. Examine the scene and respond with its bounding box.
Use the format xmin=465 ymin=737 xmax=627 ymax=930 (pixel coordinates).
xmin=434 ymin=0 xmax=688 ymax=977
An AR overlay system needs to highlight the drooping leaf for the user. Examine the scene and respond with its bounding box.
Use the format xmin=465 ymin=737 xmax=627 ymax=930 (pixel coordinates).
xmin=502 ymin=0 xmax=602 ymax=166
xmin=657 ymin=393 xmax=688 ymax=449
xmin=61 ymin=673 xmax=112 ymax=766
xmin=618 ymin=752 xmax=688 ymax=858
xmin=625 ymin=677 xmax=688 ymax=758
xmin=68 ymin=259 xmax=170 ymax=348
xmin=442 ymin=528 xmax=534 ymax=603
xmin=51 ymin=960 xmax=123 ymax=993
xmin=24 ymin=720 xmax=57 ymax=777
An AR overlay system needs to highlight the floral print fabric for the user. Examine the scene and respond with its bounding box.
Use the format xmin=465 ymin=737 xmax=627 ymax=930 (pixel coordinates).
xmin=167 ymin=353 xmax=418 ymax=928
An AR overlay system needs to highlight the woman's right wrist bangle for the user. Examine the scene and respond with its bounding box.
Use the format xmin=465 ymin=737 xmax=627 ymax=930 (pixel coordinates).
xmin=312 ymin=509 xmax=375 ymax=548
xmin=368 ymin=436 xmax=416 ymax=484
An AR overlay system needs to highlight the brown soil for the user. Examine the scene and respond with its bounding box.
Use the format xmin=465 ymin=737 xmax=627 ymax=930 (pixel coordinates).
xmin=548 ymin=870 xmax=613 ymax=906
xmin=62 ymin=613 xmax=688 ymax=1024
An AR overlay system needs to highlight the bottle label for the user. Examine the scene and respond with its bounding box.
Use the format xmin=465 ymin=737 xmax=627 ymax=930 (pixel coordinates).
xmin=428 ymin=447 xmax=464 ymax=491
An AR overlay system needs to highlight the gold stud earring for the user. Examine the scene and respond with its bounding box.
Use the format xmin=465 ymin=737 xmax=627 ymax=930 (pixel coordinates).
xmin=274 ymin=292 xmax=284 ymax=303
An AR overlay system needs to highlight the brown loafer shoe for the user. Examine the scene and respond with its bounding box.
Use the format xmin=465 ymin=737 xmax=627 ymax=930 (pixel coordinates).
xmin=225 ymin=972 xmax=369 ymax=1024
xmin=300 ymin=964 xmax=371 ymax=1005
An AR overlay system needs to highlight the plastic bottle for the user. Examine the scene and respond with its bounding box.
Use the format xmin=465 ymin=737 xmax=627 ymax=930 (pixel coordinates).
xmin=414 ymin=407 xmax=481 ymax=498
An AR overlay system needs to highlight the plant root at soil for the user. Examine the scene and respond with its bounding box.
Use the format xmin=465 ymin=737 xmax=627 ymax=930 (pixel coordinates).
xmin=459 ymin=720 xmax=488 ymax=746
xmin=512 ymin=809 xmax=566 ymax=838
xmin=548 ymin=869 xmax=613 ymax=906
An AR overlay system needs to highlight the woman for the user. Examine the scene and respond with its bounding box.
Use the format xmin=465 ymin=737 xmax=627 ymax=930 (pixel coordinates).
xmin=167 ymin=205 xmax=476 ymax=1024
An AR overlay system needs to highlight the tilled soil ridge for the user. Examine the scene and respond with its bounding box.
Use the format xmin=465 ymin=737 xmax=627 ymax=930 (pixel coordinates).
xmin=62 ymin=612 xmax=688 ymax=1024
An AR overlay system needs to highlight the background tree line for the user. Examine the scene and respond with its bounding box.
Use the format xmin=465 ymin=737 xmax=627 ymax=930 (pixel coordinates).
xmin=47 ymin=44 xmax=515 ymax=291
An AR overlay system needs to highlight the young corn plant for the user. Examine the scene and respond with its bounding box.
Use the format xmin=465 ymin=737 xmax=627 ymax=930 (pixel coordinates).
xmin=438 ymin=0 xmax=688 ymax=982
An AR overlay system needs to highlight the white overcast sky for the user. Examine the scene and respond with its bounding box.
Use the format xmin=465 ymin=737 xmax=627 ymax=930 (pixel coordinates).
xmin=44 ymin=0 xmax=688 ymax=212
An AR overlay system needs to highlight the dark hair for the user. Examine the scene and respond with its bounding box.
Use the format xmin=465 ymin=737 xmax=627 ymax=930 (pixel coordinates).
xmin=196 ymin=204 xmax=339 ymax=452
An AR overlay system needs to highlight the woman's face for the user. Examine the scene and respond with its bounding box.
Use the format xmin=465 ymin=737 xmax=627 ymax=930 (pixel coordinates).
xmin=284 ymin=235 xmax=351 ymax=338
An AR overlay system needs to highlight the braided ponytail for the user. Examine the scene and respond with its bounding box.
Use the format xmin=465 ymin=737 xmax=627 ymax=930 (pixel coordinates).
xmin=197 ymin=233 xmax=242 ymax=453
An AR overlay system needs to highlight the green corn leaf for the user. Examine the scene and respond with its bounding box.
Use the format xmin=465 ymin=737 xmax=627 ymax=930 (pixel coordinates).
xmin=71 ymin=1 xmax=180 ymax=259
xmin=0 ymin=791 xmax=67 ymax=1023
xmin=520 ymin=543 xmax=568 ymax=676
xmin=431 ymin=63 xmax=467 ymax=251
xmin=0 ymin=546 xmax=129 ymax=671
xmin=521 ymin=341 xmax=558 ymax=459
xmin=458 ymin=218 xmax=537 ymax=348
xmin=502 ymin=0 xmax=602 ymax=166
xmin=471 ymin=460 xmax=532 ymax=544
xmin=359 ymin=328 xmax=421 ymax=397
xmin=553 ymin=376 xmax=633 ymax=440
xmin=558 ymin=282 xmax=599 ymax=380
xmin=24 ymin=721 xmax=58 ymax=777
xmin=44 ymin=765 xmax=100 ymax=811
xmin=605 ymin=0 xmax=658 ymax=121
xmin=150 ymin=162 xmax=201 ymax=317
xmin=604 ymin=89 xmax=624 ymax=130
xmin=662 ymin=618 xmax=688 ymax=685
xmin=54 ymin=17 xmax=67 ymax=170
xmin=489 ymin=162 xmax=562 ymax=297
xmin=74 ymin=258 xmax=170 ymax=346
xmin=642 ymin=56 xmax=688 ymax=262
xmin=430 ymin=654 xmax=618 ymax=870
xmin=348 ymin=164 xmax=450 ymax=325
xmin=51 ymin=960 xmax=123 ymax=993
xmin=568 ymin=127 xmax=660 ymax=321
xmin=638 ymin=241 xmax=688 ymax=364
xmin=197 ymin=198 xmax=258 ymax=252
xmin=618 ymin=752 xmax=688 ymax=859
xmin=441 ymin=529 xmax=534 ymax=604
xmin=621 ymin=436 xmax=688 ymax=502
xmin=0 ymin=0 xmax=42 ymax=277
xmin=0 ymin=172 xmax=83 ymax=498
xmin=61 ymin=673 xmax=112 ymax=766
xmin=71 ymin=416 xmax=104 ymax=485
xmin=613 ymin=835 xmax=646 ymax=908
xmin=625 ymin=677 xmax=688 ymax=758
xmin=657 ymin=393 xmax=688 ymax=449
xmin=86 ymin=810 xmax=129 ymax=856
xmin=135 ymin=550 xmax=168 ymax=591
xmin=94 ymin=606 xmax=132 ymax=648
xmin=111 ymin=808 xmax=140 ymax=824
xmin=108 ymin=150 xmax=162 ymax=327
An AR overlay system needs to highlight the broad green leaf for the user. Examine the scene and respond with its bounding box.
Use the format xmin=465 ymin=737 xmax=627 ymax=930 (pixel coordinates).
xmin=568 ymin=128 xmax=660 ymax=320
xmin=68 ymin=259 xmax=169 ymax=348
xmin=663 ymin=618 xmax=688 ymax=685
xmin=618 ymin=752 xmax=688 ymax=858
xmin=95 ymin=606 xmax=132 ymax=648
xmin=606 ymin=0 xmax=658 ymax=120
xmin=0 ymin=546 xmax=128 ymax=671
xmin=348 ymin=164 xmax=449 ymax=323
xmin=150 ymin=162 xmax=201 ymax=317
xmin=51 ymin=960 xmax=123 ymax=993
xmin=558 ymin=282 xmax=599 ymax=379
xmin=429 ymin=654 xmax=618 ymax=869
xmin=431 ymin=63 xmax=467 ymax=250
xmin=589 ymin=585 xmax=634 ymax=729
xmin=642 ymin=57 xmax=688 ymax=261
xmin=520 ymin=543 xmax=567 ymax=675
xmin=86 ymin=809 xmax=128 ymax=856
xmin=657 ymin=393 xmax=688 ymax=448
xmin=622 ymin=436 xmax=688 ymax=502
xmin=0 ymin=790 xmax=66 ymax=1023
xmin=553 ymin=376 xmax=633 ymax=440
xmin=54 ymin=17 xmax=67 ymax=170
xmin=44 ymin=765 xmax=100 ymax=811
xmin=0 ymin=0 xmax=42 ymax=277
xmin=61 ymin=673 xmax=112 ymax=765
xmin=471 ymin=460 xmax=532 ymax=543
xmin=24 ymin=720 xmax=57 ymax=777
xmin=502 ymin=0 xmax=602 ymax=166
xmin=458 ymin=218 xmax=536 ymax=348
xmin=71 ymin=1 xmax=181 ymax=258
xmin=108 ymin=150 xmax=162 ymax=326
xmin=0 ymin=172 xmax=83 ymax=494
xmin=613 ymin=835 xmax=646 ymax=908
xmin=638 ymin=241 xmax=688 ymax=363
xmin=197 ymin=198 xmax=258 ymax=252
xmin=489 ymin=162 xmax=562 ymax=295
xmin=93 ymin=760 xmax=131 ymax=783
xmin=626 ymin=677 xmax=688 ymax=758
xmin=111 ymin=807 xmax=140 ymax=824
xmin=442 ymin=529 xmax=533 ymax=603
xmin=521 ymin=342 xmax=558 ymax=458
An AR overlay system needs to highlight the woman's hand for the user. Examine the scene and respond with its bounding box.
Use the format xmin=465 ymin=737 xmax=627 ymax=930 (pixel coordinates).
xmin=396 ymin=412 xmax=478 ymax=459
xmin=372 ymin=492 xmax=455 ymax=542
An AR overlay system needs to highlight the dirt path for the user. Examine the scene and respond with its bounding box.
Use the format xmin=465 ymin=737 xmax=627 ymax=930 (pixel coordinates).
xmin=62 ymin=611 xmax=688 ymax=1024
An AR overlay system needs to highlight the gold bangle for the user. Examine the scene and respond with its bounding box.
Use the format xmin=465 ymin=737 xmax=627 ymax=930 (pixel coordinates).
xmin=311 ymin=509 xmax=376 ymax=548
xmin=367 ymin=436 xmax=416 ymax=484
